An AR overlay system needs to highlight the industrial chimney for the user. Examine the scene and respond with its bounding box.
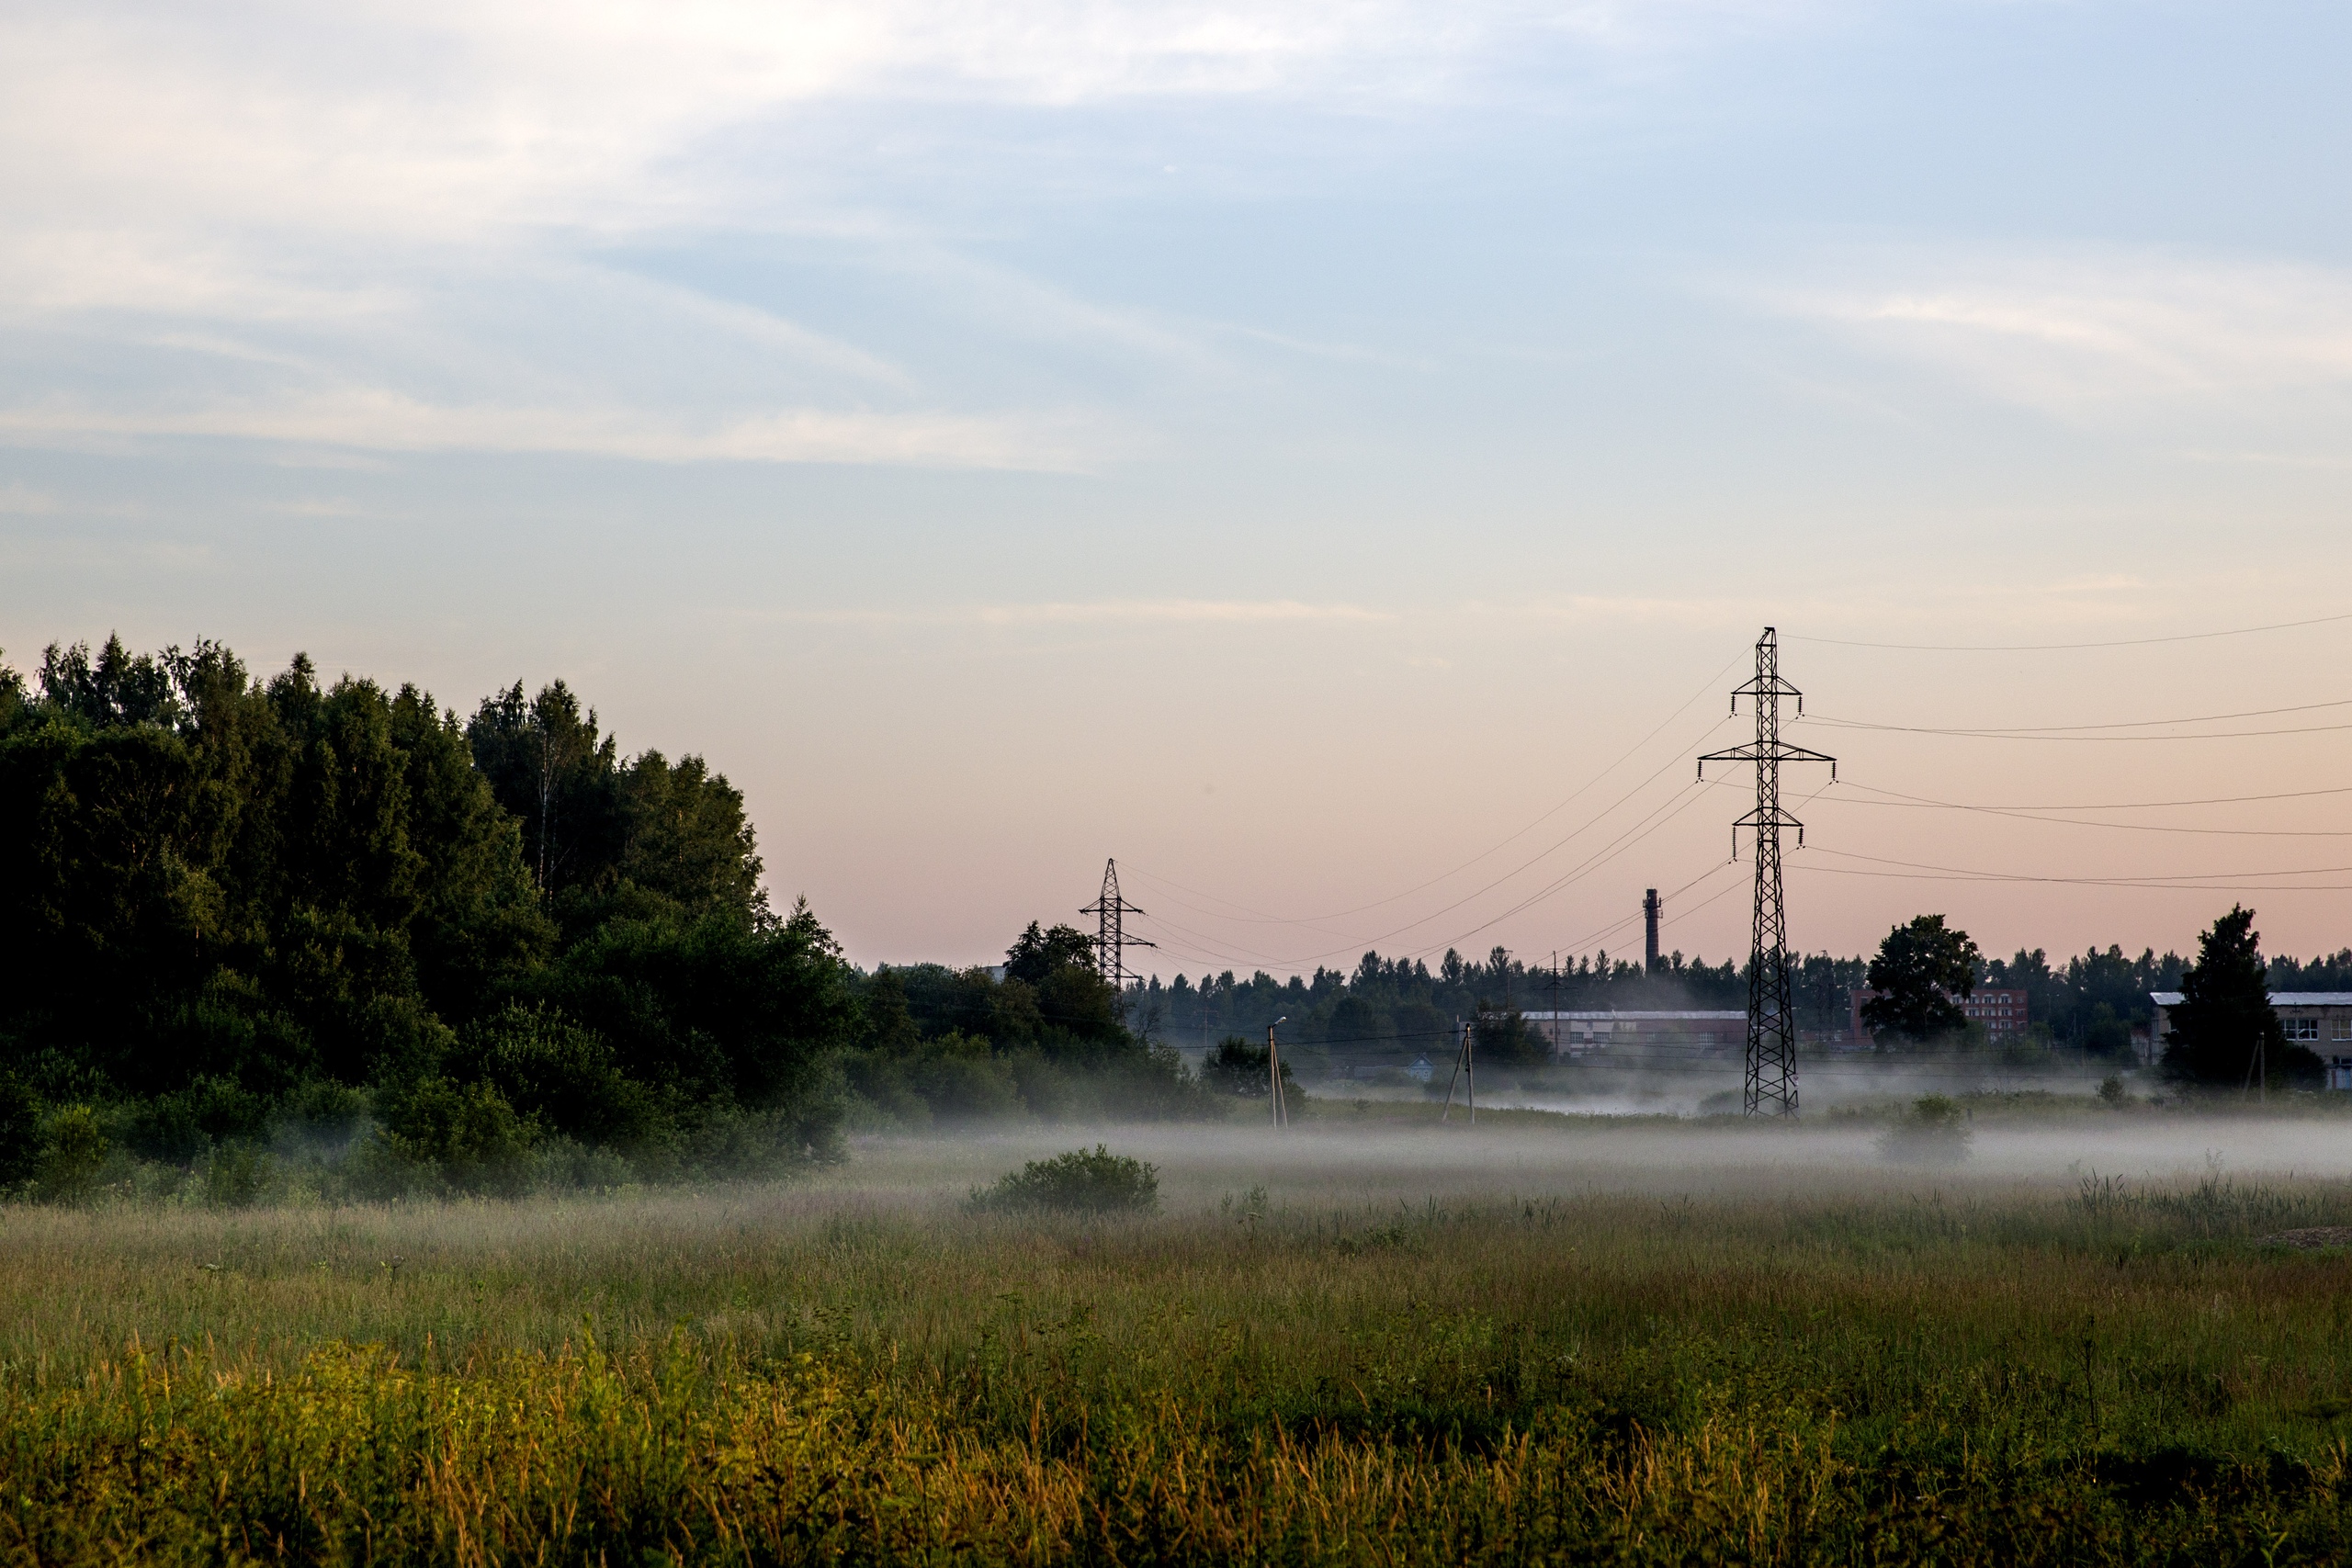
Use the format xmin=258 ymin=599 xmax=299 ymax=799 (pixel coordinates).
xmin=1643 ymin=888 xmax=1661 ymax=971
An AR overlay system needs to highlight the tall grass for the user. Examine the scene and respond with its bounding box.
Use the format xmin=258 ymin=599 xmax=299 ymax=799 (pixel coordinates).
xmin=1 ymin=1137 xmax=2351 ymax=1560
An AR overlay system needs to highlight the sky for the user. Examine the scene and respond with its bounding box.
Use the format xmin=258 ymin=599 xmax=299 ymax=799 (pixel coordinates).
xmin=5 ymin=0 xmax=2352 ymax=977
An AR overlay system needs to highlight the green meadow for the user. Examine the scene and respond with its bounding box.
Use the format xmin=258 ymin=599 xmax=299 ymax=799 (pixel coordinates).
xmin=5 ymin=1110 xmax=2352 ymax=1563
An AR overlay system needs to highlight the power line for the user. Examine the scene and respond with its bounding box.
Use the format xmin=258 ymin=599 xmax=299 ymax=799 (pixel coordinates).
xmin=1551 ymin=860 xmax=1743 ymax=957
xmin=1551 ymin=773 xmax=1839 ymax=958
xmin=1798 ymin=865 xmax=2352 ymax=893
xmin=1789 ymin=609 xmax=2352 ymax=652
xmin=1120 ymin=650 xmax=1747 ymax=930
xmin=1806 ymin=714 xmax=2352 ymax=742
xmin=1801 ymin=844 xmax=2352 ymax=888
xmin=1401 ymin=779 xmax=1730 ymax=961
xmin=1826 ymin=782 xmax=2352 ymax=838
xmin=1835 ymin=780 xmax=2352 ymax=813
xmin=1131 ymin=735 xmax=1734 ymax=972
xmin=1817 ymin=694 xmax=2352 ymax=735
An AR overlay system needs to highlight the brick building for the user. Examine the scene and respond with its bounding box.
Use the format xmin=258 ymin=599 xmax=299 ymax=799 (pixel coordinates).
xmin=1848 ymin=987 xmax=2028 ymax=1043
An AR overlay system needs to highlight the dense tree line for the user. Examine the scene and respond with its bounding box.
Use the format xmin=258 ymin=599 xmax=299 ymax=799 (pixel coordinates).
xmin=1134 ymin=917 xmax=2343 ymax=1079
xmin=0 ymin=636 xmax=855 ymax=1197
xmin=0 ymin=635 xmax=1208 ymax=1197
xmin=841 ymin=923 xmax=1196 ymax=1127
xmin=1140 ymin=946 xmax=1759 ymax=1071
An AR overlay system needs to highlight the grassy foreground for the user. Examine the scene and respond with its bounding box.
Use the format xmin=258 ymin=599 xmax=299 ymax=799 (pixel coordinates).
xmin=3 ymin=1123 xmax=2352 ymax=1562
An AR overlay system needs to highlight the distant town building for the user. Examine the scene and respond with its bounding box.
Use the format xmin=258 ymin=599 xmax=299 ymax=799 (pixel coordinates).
xmin=2150 ymin=990 xmax=2352 ymax=1087
xmin=1847 ymin=987 xmax=2028 ymax=1043
xmin=1521 ymin=1010 xmax=1747 ymax=1060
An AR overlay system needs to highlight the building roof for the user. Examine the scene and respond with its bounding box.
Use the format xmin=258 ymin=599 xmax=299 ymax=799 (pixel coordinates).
xmin=2150 ymin=991 xmax=2352 ymax=1008
xmin=1520 ymin=1010 xmax=1747 ymax=1021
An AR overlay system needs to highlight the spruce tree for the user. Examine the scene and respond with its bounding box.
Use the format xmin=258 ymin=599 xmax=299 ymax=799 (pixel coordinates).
xmin=2162 ymin=906 xmax=2313 ymax=1086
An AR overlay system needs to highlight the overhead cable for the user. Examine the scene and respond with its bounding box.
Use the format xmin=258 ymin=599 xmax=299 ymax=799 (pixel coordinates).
xmin=1789 ymin=609 xmax=2352 ymax=652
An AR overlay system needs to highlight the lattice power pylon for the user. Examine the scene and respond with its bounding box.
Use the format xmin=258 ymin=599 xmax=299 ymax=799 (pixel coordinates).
xmin=1080 ymin=858 xmax=1154 ymax=996
xmin=1699 ymin=628 xmax=1835 ymax=1116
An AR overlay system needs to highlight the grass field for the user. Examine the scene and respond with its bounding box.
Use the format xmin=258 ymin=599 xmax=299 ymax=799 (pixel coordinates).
xmin=6 ymin=1105 xmax=2352 ymax=1562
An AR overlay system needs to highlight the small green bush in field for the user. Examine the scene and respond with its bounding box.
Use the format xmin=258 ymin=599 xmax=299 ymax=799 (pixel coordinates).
xmin=1877 ymin=1093 xmax=1973 ymax=1165
xmin=39 ymin=1104 xmax=109 ymax=1201
xmin=968 ymin=1145 xmax=1159 ymax=1215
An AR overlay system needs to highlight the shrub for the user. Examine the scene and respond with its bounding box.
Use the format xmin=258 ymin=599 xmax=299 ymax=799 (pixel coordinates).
xmin=37 ymin=1103 xmax=108 ymax=1200
xmin=375 ymin=1077 xmax=533 ymax=1195
xmin=200 ymin=1142 xmax=273 ymax=1208
xmin=1877 ymin=1094 xmax=1973 ymax=1166
xmin=908 ymin=1032 xmax=1024 ymax=1122
xmin=460 ymin=1003 xmax=662 ymax=1148
xmin=968 ymin=1145 xmax=1159 ymax=1215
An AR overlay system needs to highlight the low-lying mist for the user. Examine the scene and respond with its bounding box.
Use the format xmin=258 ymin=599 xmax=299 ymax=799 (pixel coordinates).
xmin=823 ymin=1102 xmax=2352 ymax=1213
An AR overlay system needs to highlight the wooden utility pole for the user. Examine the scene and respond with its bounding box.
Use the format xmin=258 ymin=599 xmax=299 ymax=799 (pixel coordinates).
xmin=1268 ymin=1019 xmax=1289 ymax=1129
xmin=1442 ymin=1015 xmax=1476 ymax=1124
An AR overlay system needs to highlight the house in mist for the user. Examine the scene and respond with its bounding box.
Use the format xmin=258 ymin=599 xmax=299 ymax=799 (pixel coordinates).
xmin=1522 ymin=1010 xmax=1747 ymax=1061
xmin=2150 ymin=990 xmax=2352 ymax=1088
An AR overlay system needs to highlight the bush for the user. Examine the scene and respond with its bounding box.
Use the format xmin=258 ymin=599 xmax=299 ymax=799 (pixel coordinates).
xmin=38 ymin=1103 xmax=109 ymax=1200
xmin=460 ymin=1003 xmax=662 ymax=1149
xmin=1877 ymin=1094 xmax=1973 ymax=1166
xmin=200 ymin=1142 xmax=273 ymax=1208
xmin=907 ymin=1032 xmax=1024 ymax=1122
xmin=375 ymin=1077 xmax=533 ymax=1195
xmin=968 ymin=1145 xmax=1159 ymax=1215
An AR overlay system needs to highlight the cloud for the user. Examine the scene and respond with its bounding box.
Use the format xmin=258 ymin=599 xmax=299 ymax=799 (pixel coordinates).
xmin=0 ymin=392 xmax=1106 ymax=470
xmin=0 ymin=0 xmax=1820 ymax=470
xmin=1781 ymin=252 xmax=2352 ymax=422
xmin=0 ymin=2 xmax=1781 ymax=258
xmin=782 ymin=598 xmax=1396 ymax=627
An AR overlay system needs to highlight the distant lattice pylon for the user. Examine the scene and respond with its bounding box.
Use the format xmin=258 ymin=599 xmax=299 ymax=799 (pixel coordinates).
xmin=1699 ymin=628 xmax=1835 ymax=1117
xmin=1080 ymin=859 xmax=1155 ymax=995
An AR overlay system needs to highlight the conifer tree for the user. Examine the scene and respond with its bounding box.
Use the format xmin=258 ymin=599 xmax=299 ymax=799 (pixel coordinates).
xmin=2164 ymin=906 xmax=2313 ymax=1086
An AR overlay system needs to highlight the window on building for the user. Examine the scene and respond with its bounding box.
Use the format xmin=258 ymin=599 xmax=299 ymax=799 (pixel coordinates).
xmin=2287 ymin=1018 xmax=2321 ymax=1042
xmin=2335 ymin=1017 xmax=2352 ymax=1042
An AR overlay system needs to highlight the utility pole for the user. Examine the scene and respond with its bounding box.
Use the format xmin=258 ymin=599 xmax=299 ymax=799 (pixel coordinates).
xmin=1267 ymin=1017 xmax=1290 ymax=1128
xmin=1080 ymin=859 xmax=1155 ymax=1003
xmin=1700 ymin=628 xmax=1836 ymax=1117
xmin=1442 ymin=1015 xmax=1476 ymax=1124
xmin=1547 ymin=952 xmax=1563 ymax=1062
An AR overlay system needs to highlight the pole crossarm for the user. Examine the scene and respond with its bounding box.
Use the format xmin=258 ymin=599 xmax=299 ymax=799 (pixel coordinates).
xmin=1697 ymin=743 xmax=1837 ymax=772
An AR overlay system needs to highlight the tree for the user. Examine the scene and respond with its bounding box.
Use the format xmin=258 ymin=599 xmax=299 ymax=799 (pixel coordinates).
xmin=1860 ymin=916 xmax=1981 ymax=1047
xmin=1472 ymin=1001 xmax=1546 ymax=1067
xmin=2162 ymin=906 xmax=2316 ymax=1087
xmin=465 ymin=681 xmax=619 ymax=897
xmin=1004 ymin=921 xmax=1099 ymax=987
xmin=1203 ymin=1036 xmax=1290 ymax=1098
xmin=467 ymin=683 xmax=766 ymax=933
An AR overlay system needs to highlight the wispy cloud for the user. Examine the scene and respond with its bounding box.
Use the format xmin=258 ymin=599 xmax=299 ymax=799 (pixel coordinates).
xmin=0 ymin=393 xmax=1109 ymax=470
xmin=1777 ymin=251 xmax=2352 ymax=422
xmin=780 ymin=598 xmax=1396 ymax=628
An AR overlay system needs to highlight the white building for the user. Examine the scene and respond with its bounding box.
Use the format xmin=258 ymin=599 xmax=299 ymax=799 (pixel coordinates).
xmin=2149 ymin=991 xmax=2352 ymax=1088
xmin=1520 ymin=1010 xmax=1747 ymax=1060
